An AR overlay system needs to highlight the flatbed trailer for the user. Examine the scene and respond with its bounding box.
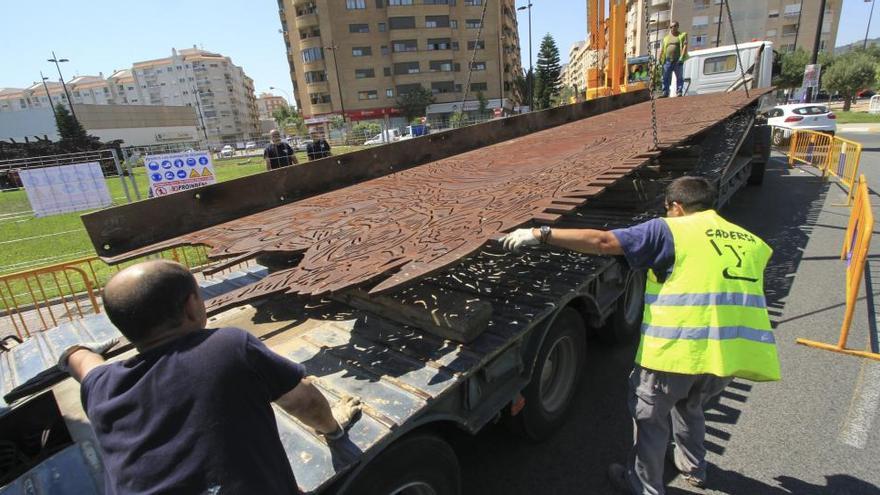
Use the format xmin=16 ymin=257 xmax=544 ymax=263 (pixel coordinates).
xmin=0 ymin=91 xmax=770 ymax=494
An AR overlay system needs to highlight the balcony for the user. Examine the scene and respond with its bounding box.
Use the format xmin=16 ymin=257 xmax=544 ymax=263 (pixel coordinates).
xmin=650 ymin=10 xmax=671 ymax=24
xmin=301 ymin=58 xmax=326 ymax=71
xmin=295 ymin=12 xmax=319 ymax=28
xmin=306 ymin=80 xmax=330 ymax=92
xmin=299 ymin=36 xmax=323 ymax=50
xmin=310 ymin=102 xmax=334 ymax=114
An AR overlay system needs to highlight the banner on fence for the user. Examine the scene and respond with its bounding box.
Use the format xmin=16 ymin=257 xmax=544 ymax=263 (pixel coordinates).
xmin=18 ymin=162 xmax=112 ymax=217
xmin=145 ymin=150 xmax=216 ymax=197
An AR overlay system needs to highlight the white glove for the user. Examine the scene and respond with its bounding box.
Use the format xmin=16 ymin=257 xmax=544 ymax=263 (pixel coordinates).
xmin=500 ymin=228 xmax=540 ymax=253
xmin=324 ymin=395 xmax=362 ymax=441
xmin=57 ymin=338 xmax=119 ymax=374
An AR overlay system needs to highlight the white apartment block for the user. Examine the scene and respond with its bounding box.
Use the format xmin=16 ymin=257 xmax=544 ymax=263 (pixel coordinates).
xmin=0 ymin=47 xmax=261 ymax=146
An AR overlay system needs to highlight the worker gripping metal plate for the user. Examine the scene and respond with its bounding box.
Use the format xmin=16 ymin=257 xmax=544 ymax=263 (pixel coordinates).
xmin=500 ymin=177 xmax=780 ymax=495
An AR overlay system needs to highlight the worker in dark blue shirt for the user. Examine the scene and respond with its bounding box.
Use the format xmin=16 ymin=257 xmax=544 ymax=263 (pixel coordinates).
xmin=59 ymin=260 xmax=361 ymax=494
xmin=306 ymin=129 xmax=332 ymax=161
xmin=264 ymin=129 xmax=298 ymax=170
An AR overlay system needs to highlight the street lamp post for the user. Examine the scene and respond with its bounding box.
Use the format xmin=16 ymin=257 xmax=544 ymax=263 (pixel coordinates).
xmin=517 ymin=3 xmax=533 ymax=111
xmin=269 ymin=86 xmax=293 ymax=107
xmin=40 ymin=71 xmax=59 ymax=129
xmin=324 ymin=44 xmax=347 ymax=124
xmin=47 ymin=51 xmax=77 ymax=121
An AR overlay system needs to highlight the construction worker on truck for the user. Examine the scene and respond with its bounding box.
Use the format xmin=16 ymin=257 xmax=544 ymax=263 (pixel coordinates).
xmin=57 ymin=260 xmax=362 ymax=494
xmin=660 ymin=21 xmax=688 ymax=97
xmin=500 ymin=176 xmax=780 ymax=495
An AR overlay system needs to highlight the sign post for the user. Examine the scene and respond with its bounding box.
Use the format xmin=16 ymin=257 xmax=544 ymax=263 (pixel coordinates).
xmin=145 ymin=150 xmax=217 ymax=197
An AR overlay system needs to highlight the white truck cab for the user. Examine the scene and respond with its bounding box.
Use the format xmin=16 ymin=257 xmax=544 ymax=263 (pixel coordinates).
xmin=682 ymin=41 xmax=774 ymax=96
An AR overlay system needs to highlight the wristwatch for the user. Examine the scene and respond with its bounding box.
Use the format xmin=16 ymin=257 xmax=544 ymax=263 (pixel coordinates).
xmin=539 ymin=225 xmax=552 ymax=244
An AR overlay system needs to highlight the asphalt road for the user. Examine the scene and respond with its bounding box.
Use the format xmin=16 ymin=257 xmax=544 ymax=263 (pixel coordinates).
xmin=454 ymin=130 xmax=880 ymax=495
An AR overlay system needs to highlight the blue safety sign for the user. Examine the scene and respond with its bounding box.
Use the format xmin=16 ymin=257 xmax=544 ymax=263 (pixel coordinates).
xmin=151 ymin=173 xmax=162 ymax=182
xmin=186 ymin=157 xmax=197 ymax=166
xmin=164 ymin=171 xmax=175 ymax=180
xmin=148 ymin=162 xmax=160 ymax=171
xmin=161 ymin=160 xmax=172 ymax=169
xmin=174 ymin=159 xmax=185 ymax=168
xmin=145 ymin=150 xmax=217 ymax=197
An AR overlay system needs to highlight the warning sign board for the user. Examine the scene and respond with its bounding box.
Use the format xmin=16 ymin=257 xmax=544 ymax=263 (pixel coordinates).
xmin=145 ymin=150 xmax=216 ymax=197
xmin=802 ymin=64 xmax=821 ymax=89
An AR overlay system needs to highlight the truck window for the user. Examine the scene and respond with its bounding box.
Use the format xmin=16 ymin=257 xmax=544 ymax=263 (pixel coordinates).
xmin=703 ymin=54 xmax=737 ymax=75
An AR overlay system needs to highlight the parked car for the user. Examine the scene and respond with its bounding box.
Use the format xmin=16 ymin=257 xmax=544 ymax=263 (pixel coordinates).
xmin=220 ymin=145 xmax=235 ymax=157
xmin=857 ymin=89 xmax=876 ymax=99
xmin=245 ymin=141 xmax=256 ymax=150
xmin=294 ymin=139 xmax=313 ymax=152
xmin=764 ymin=104 xmax=836 ymax=146
xmin=364 ymin=130 xmax=400 ymax=145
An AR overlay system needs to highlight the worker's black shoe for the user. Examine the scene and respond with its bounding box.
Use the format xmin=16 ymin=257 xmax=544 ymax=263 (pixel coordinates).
xmin=606 ymin=463 xmax=635 ymax=494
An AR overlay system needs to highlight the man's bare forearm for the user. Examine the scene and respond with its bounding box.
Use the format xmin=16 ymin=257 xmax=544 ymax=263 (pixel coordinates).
xmin=531 ymin=228 xmax=623 ymax=256
xmin=275 ymin=378 xmax=338 ymax=434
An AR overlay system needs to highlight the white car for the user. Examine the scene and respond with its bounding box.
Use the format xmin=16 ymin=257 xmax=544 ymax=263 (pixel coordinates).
xmin=220 ymin=145 xmax=235 ymax=157
xmin=245 ymin=141 xmax=256 ymax=150
xmin=765 ymin=104 xmax=836 ymax=146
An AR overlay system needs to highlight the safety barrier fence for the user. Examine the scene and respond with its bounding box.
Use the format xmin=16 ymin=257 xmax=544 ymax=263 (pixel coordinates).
xmin=786 ymin=130 xmax=863 ymax=206
xmin=0 ymin=245 xmax=231 ymax=339
xmin=797 ymin=175 xmax=878 ymax=360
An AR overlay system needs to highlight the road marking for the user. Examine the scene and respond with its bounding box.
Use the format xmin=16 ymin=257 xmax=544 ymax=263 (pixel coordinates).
xmin=839 ymin=127 xmax=875 ymax=133
xmin=839 ymin=360 xmax=880 ymax=449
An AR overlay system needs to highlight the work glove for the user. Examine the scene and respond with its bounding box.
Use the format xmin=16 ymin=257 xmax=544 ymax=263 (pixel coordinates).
xmin=57 ymin=338 xmax=119 ymax=375
xmin=324 ymin=394 xmax=362 ymax=441
xmin=500 ymin=228 xmax=540 ymax=253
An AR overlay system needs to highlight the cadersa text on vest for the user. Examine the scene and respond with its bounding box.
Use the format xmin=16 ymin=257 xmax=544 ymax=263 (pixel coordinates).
xmin=705 ymin=228 xmax=756 ymax=243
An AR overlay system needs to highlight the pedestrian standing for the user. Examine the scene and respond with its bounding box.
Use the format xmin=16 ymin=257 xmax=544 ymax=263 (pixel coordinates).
xmin=660 ymin=21 xmax=688 ymax=97
xmin=499 ymin=177 xmax=780 ymax=495
xmin=264 ymin=129 xmax=298 ymax=171
xmin=306 ymin=129 xmax=332 ymax=161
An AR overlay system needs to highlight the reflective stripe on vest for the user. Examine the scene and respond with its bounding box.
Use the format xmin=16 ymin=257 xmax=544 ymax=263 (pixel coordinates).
xmin=635 ymin=210 xmax=781 ymax=382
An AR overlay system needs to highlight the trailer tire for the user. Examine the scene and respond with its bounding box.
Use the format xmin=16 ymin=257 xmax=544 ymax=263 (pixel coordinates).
xmin=348 ymin=433 xmax=460 ymax=495
xmin=598 ymin=269 xmax=645 ymax=345
xmin=511 ymin=308 xmax=586 ymax=442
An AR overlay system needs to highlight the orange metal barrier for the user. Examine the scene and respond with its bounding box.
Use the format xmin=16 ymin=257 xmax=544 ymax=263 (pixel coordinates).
xmin=797 ymin=176 xmax=878 ymax=360
xmin=0 ymin=245 xmax=215 ymax=338
xmin=787 ymin=130 xmax=863 ymax=206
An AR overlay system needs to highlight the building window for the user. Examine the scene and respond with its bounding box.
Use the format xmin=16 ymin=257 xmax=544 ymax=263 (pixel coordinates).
xmin=394 ymin=61 xmax=421 ymax=74
xmin=397 ymin=83 xmax=423 ymax=94
xmin=768 ymin=9 xmax=779 ymax=18
xmin=427 ymin=38 xmax=454 ymax=50
xmin=304 ymin=70 xmax=327 ymax=83
xmin=431 ymin=81 xmax=456 ymax=94
xmin=703 ymin=54 xmax=737 ymax=75
xmin=352 ymin=46 xmax=373 ymax=56
xmin=346 ymin=0 xmax=366 ymax=9
xmin=386 ymin=88 xmax=394 ymax=97
xmin=356 ymin=68 xmax=376 ymax=78
xmin=378 ymin=22 xmax=386 ymax=32
xmin=691 ymin=34 xmax=707 ymax=48
xmin=302 ymin=47 xmax=324 ymax=62
xmin=783 ymin=3 xmax=800 ymax=17
xmin=766 ymin=29 xmax=777 ymax=37
xmin=430 ymin=60 xmax=456 ymax=72
xmin=692 ymin=16 xmax=708 ymax=28
xmin=467 ymin=40 xmax=485 ymax=50
xmin=819 ymin=39 xmax=827 ymax=50
xmin=465 ymin=19 xmax=482 ymax=29
xmin=426 ymin=15 xmax=450 ymax=28
xmin=424 ymin=0 xmax=450 ymax=4
xmin=358 ymin=90 xmax=379 ymax=100
xmin=782 ymin=24 xmax=798 ymax=36
xmin=384 ymin=67 xmax=392 ymax=76
xmin=470 ymin=61 xmax=486 ymax=70
xmin=389 ymin=16 xmax=416 ymax=29
xmin=693 ymin=0 xmax=709 ymax=10
xmin=464 ymin=0 xmax=482 ymax=5
xmin=392 ymin=39 xmax=418 ymax=52
xmin=350 ymin=23 xmax=370 ymax=33
xmin=382 ymin=45 xmax=390 ymax=55
xmin=388 ymin=0 xmax=413 ymax=4
xmin=309 ymin=93 xmax=332 ymax=104
xmin=470 ymin=82 xmax=488 ymax=91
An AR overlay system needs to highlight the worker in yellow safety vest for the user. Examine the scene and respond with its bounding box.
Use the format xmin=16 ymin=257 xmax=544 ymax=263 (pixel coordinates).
xmin=499 ymin=176 xmax=780 ymax=495
xmin=660 ymin=21 xmax=688 ymax=97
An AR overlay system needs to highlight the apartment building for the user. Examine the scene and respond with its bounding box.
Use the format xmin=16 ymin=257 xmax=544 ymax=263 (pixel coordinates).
xmin=561 ymin=40 xmax=599 ymax=93
xmin=1 ymin=48 xmax=261 ymax=146
xmin=257 ymin=92 xmax=289 ymax=120
xmin=625 ymin=0 xmax=841 ymax=58
xmin=278 ymin=0 xmax=523 ymax=127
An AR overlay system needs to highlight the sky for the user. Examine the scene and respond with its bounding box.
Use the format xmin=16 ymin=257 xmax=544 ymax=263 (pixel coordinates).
xmin=0 ymin=0 xmax=876 ymax=106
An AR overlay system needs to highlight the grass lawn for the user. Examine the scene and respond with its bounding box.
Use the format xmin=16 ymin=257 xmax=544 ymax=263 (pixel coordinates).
xmin=0 ymin=146 xmax=367 ymax=278
xmin=834 ymin=111 xmax=880 ymax=124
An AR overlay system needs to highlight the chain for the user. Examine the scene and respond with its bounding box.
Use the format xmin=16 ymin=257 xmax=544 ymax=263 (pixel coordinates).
xmin=642 ymin=1 xmax=660 ymax=150
xmin=722 ymin=0 xmax=749 ymax=98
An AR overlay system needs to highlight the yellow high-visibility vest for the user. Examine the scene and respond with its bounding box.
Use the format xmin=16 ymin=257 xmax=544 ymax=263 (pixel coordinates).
xmin=635 ymin=210 xmax=781 ymax=382
xmin=661 ymin=32 xmax=689 ymax=64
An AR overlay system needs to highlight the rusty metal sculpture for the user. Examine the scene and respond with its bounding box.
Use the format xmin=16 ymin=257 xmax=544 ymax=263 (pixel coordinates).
xmin=116 ymin=92 xmax=765 ymax=312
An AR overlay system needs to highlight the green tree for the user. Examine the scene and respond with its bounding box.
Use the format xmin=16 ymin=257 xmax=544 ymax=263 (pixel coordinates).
xmin=54 ymin=104 xmax=90 ymax=149
xmin=351 ymin=122 xmax=382 ymax=143
xmin=272 ymin=106 xmax=306 ymax=135
xmin=773 ymin=49 xmax=810 ymax=90
xmin=395 ymin=87 xmax=435 ymax=122
xmin=824 ymin=51 xmax=876 ymax=111
xmin=449 ymin=111 xmax=465 ymax=128
xmin=515 ymin=68 xmax=534 ymax=108
xmin=329 ymin=115 xmax=346 ymax=131
xmin=553 ymin=85 xmax=577 ymax=107
xmin=535 ymin=34 xmax=562 ymax=109
xmin=476 ymin=91 xmax=489 ymax=118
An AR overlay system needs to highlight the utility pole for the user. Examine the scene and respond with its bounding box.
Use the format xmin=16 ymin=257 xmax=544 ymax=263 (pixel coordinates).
xmin=715 ymin=0 xmax=724 ymax=47
xmin=325 ymin=43 xmax=347 ymax=124
xmin=865 ymin=0 xmax=877 ymax=49
xmin=47 ymin=51 xmax=77 ymax=122
xmin=793 ymin=0 xmax=804 ymax=50
xmin=517 ymin=3 xmax=533 ymax=110
xmin=806 ymin=0 xmax=828 ymax=103
xmin=40 ymin=71 xmax=59 ymax=129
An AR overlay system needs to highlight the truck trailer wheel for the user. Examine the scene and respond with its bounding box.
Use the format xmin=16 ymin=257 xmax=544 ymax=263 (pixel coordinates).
xmin=598 ymin=269 xmax=645 ymax=345
xmin=511 ymin=308 xmax=586 ymax=442
xmin=347 ymin=433 xmax=460 ymax=495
